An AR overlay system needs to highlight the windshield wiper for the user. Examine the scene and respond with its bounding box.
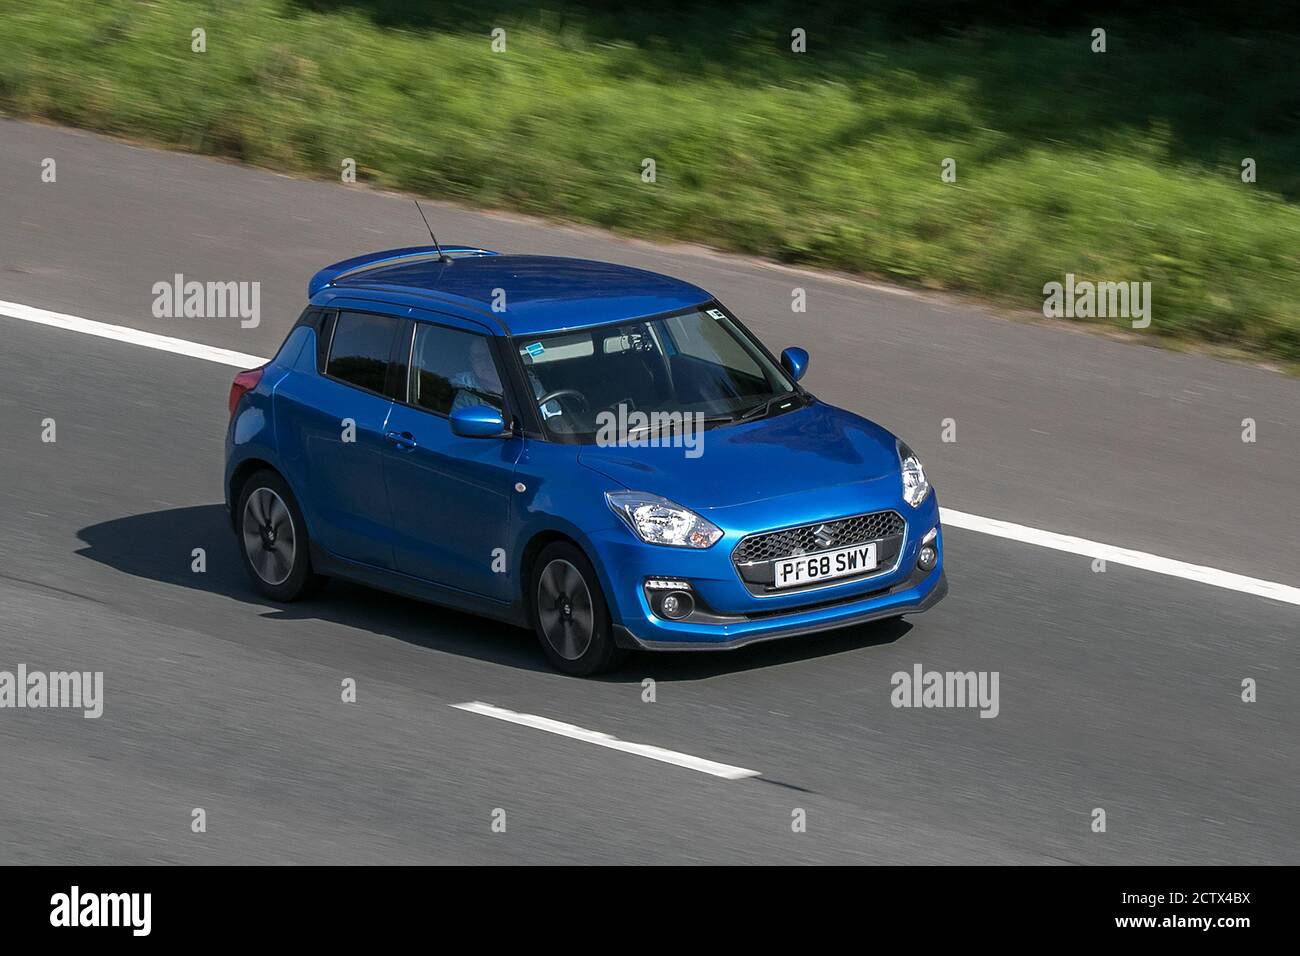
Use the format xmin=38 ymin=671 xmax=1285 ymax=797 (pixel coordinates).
xmin=623 ymin=393 xmax=798 ymax=436
xmin=735 ymin=391 xmax=797 ymax=422
xmin=627 ymin=414 xmax=709 ymax=437
xmin=699 ymin=414 xmax=738 ymax=427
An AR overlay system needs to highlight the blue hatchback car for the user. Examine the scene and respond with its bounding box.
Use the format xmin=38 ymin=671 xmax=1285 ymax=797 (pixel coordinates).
xmin=225 ymin=246 xmax=947 ymax=674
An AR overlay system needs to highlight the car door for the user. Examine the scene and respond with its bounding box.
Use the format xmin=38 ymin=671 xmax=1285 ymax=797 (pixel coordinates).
xmin=275 ymin=307 xmax=402 ymax=568
xmin=382 ymin=318 xmax=522 ymax=599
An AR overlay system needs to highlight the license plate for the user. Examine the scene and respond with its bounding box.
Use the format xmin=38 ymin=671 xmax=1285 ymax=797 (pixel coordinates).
xmin=773 ymin=543 xmax=878 ymax=588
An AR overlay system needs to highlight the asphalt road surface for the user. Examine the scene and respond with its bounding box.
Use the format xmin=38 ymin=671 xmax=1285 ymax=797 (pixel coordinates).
xmin=1 ymin=118 xmax=1296 ymax=864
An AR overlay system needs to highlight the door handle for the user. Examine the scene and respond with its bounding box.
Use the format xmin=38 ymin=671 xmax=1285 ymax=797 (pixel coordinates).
xmin=385 ymin=430 xmax=418 ymax=450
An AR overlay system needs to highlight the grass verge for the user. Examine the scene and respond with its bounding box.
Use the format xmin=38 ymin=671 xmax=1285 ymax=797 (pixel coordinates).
xmin=3 ymin=0 xmax=1299 ymax=359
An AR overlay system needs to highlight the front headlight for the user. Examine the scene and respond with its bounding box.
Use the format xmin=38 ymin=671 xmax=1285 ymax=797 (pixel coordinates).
xmin=897 ymin=440 xmax=930 ymax=508
xmin=605 ymin=491 xmax=723 ymax=548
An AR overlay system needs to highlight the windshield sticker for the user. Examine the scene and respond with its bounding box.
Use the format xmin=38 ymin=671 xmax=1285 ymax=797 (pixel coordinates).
xmin=523 ymin=342 xmax=545 ymax=358
xmin=706 ymin=308 xmax=726 ymax=320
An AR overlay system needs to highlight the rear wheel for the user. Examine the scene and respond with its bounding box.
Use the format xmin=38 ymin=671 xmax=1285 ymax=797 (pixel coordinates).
xmin=530 ymin=542 xmax=625 ymax=676
xmin=235 ymin=469 xmax=320 ymax=601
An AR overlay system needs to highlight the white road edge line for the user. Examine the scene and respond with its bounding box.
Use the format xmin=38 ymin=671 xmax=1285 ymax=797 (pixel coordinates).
xmin=0 ymin=300 xmax=267 ymax=369
xmin=451 ymin=701 xmax=760 ymax=779
xmin=940 ymin=508 xmax=1300 ymax=607
xmin=3 ymin=299 xmax=1298 ymax=607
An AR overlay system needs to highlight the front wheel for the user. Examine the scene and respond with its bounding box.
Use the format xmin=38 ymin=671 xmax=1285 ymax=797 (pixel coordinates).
xmin=530 ymin=542 xmax=626 ymax=676
xmin=235 ymin=469 xmax=321 ymax=601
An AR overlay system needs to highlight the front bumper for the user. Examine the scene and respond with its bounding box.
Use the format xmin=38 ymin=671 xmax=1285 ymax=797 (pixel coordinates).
xmin=615 ymin=567 xmax=947 ymax=651
xmin=594 ymin=493 xmax=947 ymax=651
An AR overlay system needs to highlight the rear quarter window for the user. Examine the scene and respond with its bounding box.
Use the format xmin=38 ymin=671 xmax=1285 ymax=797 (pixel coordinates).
xmin=315 ymin=309 xmax=336 ymax=373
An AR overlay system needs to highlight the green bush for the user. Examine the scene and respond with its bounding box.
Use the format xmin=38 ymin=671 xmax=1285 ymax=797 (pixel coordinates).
xmin=3 ymin=0 xmax=1299 ymax=359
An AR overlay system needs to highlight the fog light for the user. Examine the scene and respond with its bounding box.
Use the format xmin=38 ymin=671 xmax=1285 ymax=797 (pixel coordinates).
xmin=658 ymin=590 xmax=694 ymax=620
xmin=917 ymin=545 xmax=937 ymax=572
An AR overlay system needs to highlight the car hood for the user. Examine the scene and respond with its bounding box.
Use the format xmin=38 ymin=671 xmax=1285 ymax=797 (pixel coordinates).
xmin=577 ymin=400 xmax=901 ymax=513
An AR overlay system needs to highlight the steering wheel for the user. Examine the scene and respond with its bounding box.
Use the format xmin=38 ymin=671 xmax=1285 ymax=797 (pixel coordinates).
xmin=537 ymin=388 xmax=589 ymax=412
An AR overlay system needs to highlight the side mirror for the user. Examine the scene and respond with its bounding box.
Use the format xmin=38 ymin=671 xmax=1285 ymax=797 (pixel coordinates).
xmin=450 ymin=405 xmax=508 ymax=438
xmin=780 ymin=346 xmax=809 ymax=382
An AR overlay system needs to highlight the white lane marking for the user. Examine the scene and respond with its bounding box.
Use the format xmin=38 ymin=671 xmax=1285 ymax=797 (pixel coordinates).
xmin=451 ymin=701 xmax=760 ymax=780
xmin=2 ymin=299 xmax=1297 ymax=607
xmin=0 ymin=300 xmax=267 ymax=369
xmin=941 ymin=508 xmax=1300 ymax=607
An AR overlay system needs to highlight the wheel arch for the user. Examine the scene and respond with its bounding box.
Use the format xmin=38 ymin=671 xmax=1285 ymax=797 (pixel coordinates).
xmin=519 ymin=530 xmax=581 ymax=604
xmin=228 ymin=458 xmax=287 ymax=529
xmin=519 ymin=528 xmax=615 ymax=627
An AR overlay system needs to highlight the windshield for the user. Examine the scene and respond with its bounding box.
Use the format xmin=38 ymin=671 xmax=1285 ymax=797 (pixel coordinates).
xmin=514 ymin=305 xmax=801 ymax=442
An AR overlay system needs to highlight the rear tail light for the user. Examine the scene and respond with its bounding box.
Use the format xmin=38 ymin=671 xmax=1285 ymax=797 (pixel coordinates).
xmin=228 ymin=366 xmax=265 ymax=419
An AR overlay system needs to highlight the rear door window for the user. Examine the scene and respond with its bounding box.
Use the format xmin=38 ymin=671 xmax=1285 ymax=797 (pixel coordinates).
xmin=326 ymin=311 xmax=401 ymax=395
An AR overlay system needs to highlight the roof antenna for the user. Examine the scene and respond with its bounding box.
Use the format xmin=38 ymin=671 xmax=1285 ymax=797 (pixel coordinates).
xmin=414 ymin=200 xmax=451 ymax=263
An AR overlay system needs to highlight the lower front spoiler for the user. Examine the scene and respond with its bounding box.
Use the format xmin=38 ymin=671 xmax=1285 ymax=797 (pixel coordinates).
xmin=615 ymin=570 xmax=948 ymax=652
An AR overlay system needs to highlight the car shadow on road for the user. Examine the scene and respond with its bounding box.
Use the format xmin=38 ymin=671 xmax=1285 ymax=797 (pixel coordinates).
xmin=614 ymin=617 xmax=911 ymax=684
xmin=76 ymin=504 xmax=910 ymax=681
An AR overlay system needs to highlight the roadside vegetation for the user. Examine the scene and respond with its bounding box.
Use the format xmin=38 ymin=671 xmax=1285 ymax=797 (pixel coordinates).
xmin=3 ymin=0 xmax=1299 ymax=360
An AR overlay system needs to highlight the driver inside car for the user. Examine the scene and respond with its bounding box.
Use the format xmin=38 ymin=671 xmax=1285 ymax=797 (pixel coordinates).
xmin=451 ymin=337 xmax=564 ymax=419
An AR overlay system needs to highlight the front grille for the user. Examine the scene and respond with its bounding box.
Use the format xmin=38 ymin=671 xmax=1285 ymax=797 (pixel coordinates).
xmin=733 ymin=510 xmax=906 ymax=565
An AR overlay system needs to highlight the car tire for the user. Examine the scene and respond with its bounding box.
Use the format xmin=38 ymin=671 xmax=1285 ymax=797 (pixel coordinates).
xmin=235 ymin=469 xmax=321 ymax=602
xmin=530 ymin=542 xmax=626 ymax=676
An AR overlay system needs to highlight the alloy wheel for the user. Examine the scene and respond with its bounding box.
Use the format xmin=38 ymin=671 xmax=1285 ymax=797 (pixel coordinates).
xmin=536 ymin=558 xmax=595 ymax=661
xmin=241 ymin=487 xmax=297 ymax=586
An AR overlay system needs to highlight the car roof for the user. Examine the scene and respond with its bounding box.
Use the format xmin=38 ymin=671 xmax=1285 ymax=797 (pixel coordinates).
xmin=315 ymin=252 xmax=713 ymax=337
